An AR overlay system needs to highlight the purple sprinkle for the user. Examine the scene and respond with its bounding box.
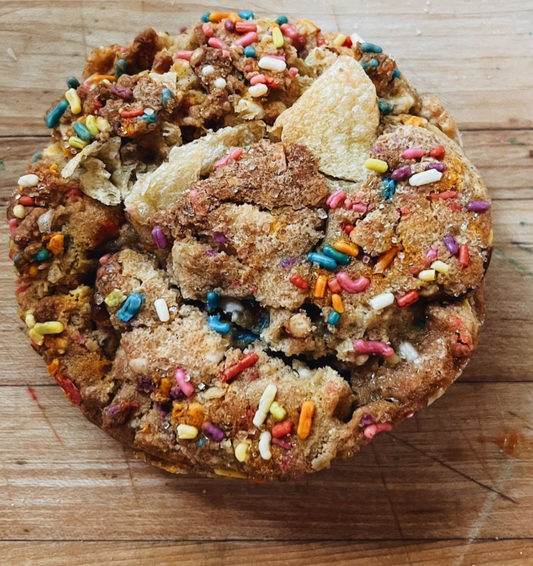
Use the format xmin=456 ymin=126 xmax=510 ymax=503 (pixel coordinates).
xmin=202 ymin=421 xmax=225 ymax=442
xmin=391 ymin=165 xmax=412 ymax=181
xmin=362 ymin=254 xmax=372 ymax=264
xmin=224 ymin=19 xmax=235 ymax=31
xmin=107 ymin=404 xmax=122 ymax=416
xmin=151 ymin=225 xmax=167 ymax=249
xmin=136 ymin=378 xmax=154 ymax=393
xmin=170 ymin=385 xmax=182 ymax=399
xmin=467 ymin=200 xmax=491 ymax=213
xmin=372 ymin=146 xmax=381 ymax=153
xmin=281 ymin=257 xmax=297 ymax=269
xmin=212 ymin=231 xmax=229 ymax=244
xmin=427 ymin=162 xmax=446 ymax=172
xmin=361 ymin=413 xmax=373 ymax=426
xmin=205 ymin=247 xmax=218 ymax=258
xmin=444 ymin=234 xmax=459 ymax=255
xmin=272 ymin=437 xmax=292 ymax=450
xmin=110 ymin=85 xmax=133 ymax=100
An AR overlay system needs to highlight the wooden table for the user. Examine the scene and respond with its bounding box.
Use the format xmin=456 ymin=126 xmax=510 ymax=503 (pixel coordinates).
xmin=1 ymin=1 xmax=532 ymax=564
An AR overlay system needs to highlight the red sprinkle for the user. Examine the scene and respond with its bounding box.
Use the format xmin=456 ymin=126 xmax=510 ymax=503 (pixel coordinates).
xmin=343 ymin=36 xmax=353 ymax=47
xmin=344 ymin=224 xmax=355 ymax=235
xmin=430 ymin=145 xmax=446 ymax=159
xmin=120 ymin=107 xmax=144 ymax=119
xmin=459 ymin=244 xmax=470 ymax=268
xmin=280 ymin=23 xmax=299 ymax=39
xmin=354 ymin=339 xmax=394 ymax=358
xmin=220 ymin=352 xmax=260 ymax=383
xmin=250 ymin=74 xmax=267 ymax=85
xmin=290 ymin=273 xmax=308 ymax=290
xmin=236 ymin=21 xmax=257 ymax=33
xmin=272 ymin=437 xmax=292 ymax=450
xmin=234 ymin=31 xmax=258 ymax=47
xmin=397 ymin=290 xmax=419 ymax=308
xmin=272 ymin=420 xmax=293 ymax=438
xmin=19 ymin=196 xmax=35 ymax=206
xmin=55 ymin=374 xmax=82 ymax=405
xmin=428 ymin=190 xmax=458 ymax=201
xmin=317 ymin=37 xmax=326 ymax=47
xmin=327 ymin=277 xmax=342 ymax=294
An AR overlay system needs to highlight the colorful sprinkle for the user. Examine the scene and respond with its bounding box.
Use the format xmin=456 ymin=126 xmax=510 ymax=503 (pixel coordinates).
xmin=175 ymin=50 xmax=194 ymax=60
xmin=361 ymin=42 xmax=382 ymax=53
xmin=368 ymin=292 xmax=395 ymax=311
xmin=427 ymin=162 xmax=446 ymax=172
xmin=234 ymin=31 xmax=258 ymax=47
xmin=68 ymin=136 xmax=88 ymax=149
xmin=258 ymin=56 xmax=287 ymax=72
xmin=322 ymin=245 xmax=350 ymax=266
xmin=104 ymin=289 xmax=126 ymax=307
xmin=12 ymin=204 xmax=25 ymax=219
xmin=116 ymin=293 xmax=144 ymax=322
xmin=272 ymin=26 xmax=285 ymax=48
xmin=116 ymin=58 xmax=128 ymax=78
xmin=73 ymin=121 xmax=91 ymax=141
xmin=232 ymin=330 xmax=260 ymax=345
xmin=161 ymin=88 xmax=173 ymax=105
xmin=208 ymin=314 xmax=231 ymax=334
xmin=392 ymin=68 xmax=401 ymax=79
xmin=142 ymin=111 xmax=157 ymax=124
xmin=381 ymin=178 xmax=396 ymax=201
xmin=326 ymin=190 xmax=346 ymax=209
xmin=244 ymin=45 xmax=256 ymax=57
xmin=398 ymin=341 xmax=421 ymax=363
xmin=238 ymin=10 xmax=254 ymax=19
xmin=333 ymin=241 xmax=359 ymax=257
xmin=328 ymin=311 xmax=341 ymax=325
xmin=65 ymin=88 xmax=82 ymax=114
xmin=236 ymin=21 xmax=257 ymax=33
xmin=175 ymin=368 xmax=195 ymax=398
xmin=220 ymin=352 xmax=259 ymax=383
xmin=428 ymin=190 xmax=458 ymax=201
xmin=314 ymin=274 xmax=328 ymax=298
xmin=402 ymin=147 xmax=425 ymax=160
xmin=391 ymin=165 xmax=412 ymax=181
xmin=354 ymin=339 xmax=394 ymax=357
xmin=253 ymin=384 xmax=277 ymax=427
xmin=276 ymin=15 xmax=288 ymax=25
xmin=369 ymin=58 xmax=379 ymax=68
xmin=431 ymin=260 xmax=450 ymax=274
xmin=429 ymin=145 xmax=446 ymax=159
xmin=290 ymin=273 xmax=308 ymax=290
xmin=120 ymin=107 xmax=144 ymax=119
xmin=154 ymin=298 xmax=170 ymax=322
xmin=364 ymin=422 xmax=393 ymax=439
xmin=18 ymin=195 xmax=35 ymax=206
xmin=378 ymin=99 xmax=393 ymax=115
xmin=467 ymin=200 xmax=491 ymax=212
xmin=332 ymin=293 xmax=344 ymax=313
xmin=32 ymin=321 xmax=64 ymax=335
xmin=297 ymin=401 xmax=315 ymax=439
xmin=201 ymin=12 xmax=210 ymax=22
xmin=202 ymin=421 xmax=225 ymax=441
xmin=34 ymin=249 xmax=51 ymax=262
xmin=418 ymin=269 xmax=436 ymax=281
xmin=151 ymin=225 xmax=168 ymax=248
xmin=444 ymin=234 xmax=459 ymax=255
xmin=397 ymin=290 xmax=419 ymax=308
xmin=307 ymin=252 xmax=337 ymax=270
xmin=207 ymin=291 xmax=220 ymax=311
xmin=259 ymin=430 xmax=272 ymax=460
xmin=459 ymin=245 xmax=470 ymax=268
xmin=248 ymin=83 xmax=269 ymax=97
xmin=66 ymin=76 xmax=80 ymax=89
xmin=409 ymin=169 xmax=443 ymax=186
xmin=177 ymin=424 xmax=198 ymax=439
xmin=269 ymin=401 xmax=287 ymax=421
xmin=327 ymin=277 xmax=342 ymax=294
xmin=364 ymin=158 xmax=388 ymax=173
xmin=271 ymin=419 xmax=293 ymax=438
xmin=333 ymin=33 xmax=347 ymax=46
xmin=85 ymin=115 xmax=100 ymax=137
xmin=96 ymin=117 xmax=111 ymax=132
xmin=45 ymin=99 xmax=69 ymax=128
xmin=336 ymin=272 xmax=370 ymax=294
xmin=234 ymin=441 xmax=251 ymax=462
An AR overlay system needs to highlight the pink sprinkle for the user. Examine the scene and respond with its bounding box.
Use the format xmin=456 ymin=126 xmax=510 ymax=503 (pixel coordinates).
xmin=214 ymin=147 xmax=243 ymax=169
xmin=280 ymin=23 xmax=299 ymax=39
xmin=352 ymin=203 xmax=367 ymax=213
xmin=234 ymin=31 xmax=258 ymax=47
xmin=202 ymin=23 xmax=214 ymax=37
xmin=99 ymin=254 xmax=111 ymax=265
xmin=326 ymin=190 xmax=346 ymax=209
xmin=425 ymin=248 xmax=438 ymax=260
xmin=336 ymin=272 xmax=370 ymax=294
xmin=288 ymin=67 xmax=299 ymax=78
xmin=266 ymin=54 xmax=286 ymax=61
xmin=222 ymin=49 xmax=231 ymax=59
xmin=272 ymin=437 xmax=292 ymax=450
xmin=235 ymin=21 xmax=257 ymax=33
xmin=250 ymin=74 xmax=267 ymax=85
xmin=354 ymin=339 xmax=394 ymax=358
xmin=8 ymin=218 xmax=18 ymax=235
xmin=344 ymin=199 xmax=353 ymax=209
xmin=402 ymin=148 xmax=425 ymax=160
xmin=175 ymin=368 xmax=195 ymax=398
xmin=364 ymin=422 xmax=393 ymax=439
xmin=208 ymin=37 xmax=226 ymax=49
xmin=175 ymin=50 xmax=193 ymax=60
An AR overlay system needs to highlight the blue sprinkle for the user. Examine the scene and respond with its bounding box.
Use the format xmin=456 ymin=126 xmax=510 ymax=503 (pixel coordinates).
xmin=322 ymin=245 xmax=351 ymax=266
xmin=243 ymin=45 xmax=256 ymax=58
xmin=392 ymin=68 xmax=401 ymax=80
xmin=276 ymin=15 xmax=288 ymax=25
xmin=116 ymin=58 xmax=128 ymax=78
xmin=34 ymin=249 xmax=51 ymax=262
xmin=201 ymin=12 xmax=210 ymax=22
xmin=381 ymin=178 xmax=397 ymax=202
xmin=360 ymin=61 xmax=369 ymax=71
xmin=207 ymin=291 xmax=220 ymax=311
xmin=161 ymin=87 xmax=173 ymax=106
xmin=328 ymin=311 xmax=341 ymax=325
xmin=369 ymin=58 xmax=379 ymax=68
xmin=66 ymin=76 xmax=80 ymax=89
xmin=45 ymin=99 xmax=69 ymax=128
xmin=238 ymin=10 xmax=254 ymax=19
xmin=197 ymin=438 xmax=206 ymax=447
xmin=117 ymin=293 xmax=144 ymax=323
xmin=73 ymin=122 xmax=92 ymax=141
xmin=233 ymin=330 xmax=260 ymax=345
xmin=32 ymin=151 xmax=41 ymax=162
xmin=208 ymin=314 xmax=231 ymax=334
xmin=142 ymin=112 xmax=158 ymax=124
xmin=361 ymin=42 xmax=382 ymax=53
xmin=13 ymin=253 xmax=20 ymax=263
xmin=307 ymin=252 xmax=338 ymax=271
xmin=378 ymin=99 xmax=393 ymax=115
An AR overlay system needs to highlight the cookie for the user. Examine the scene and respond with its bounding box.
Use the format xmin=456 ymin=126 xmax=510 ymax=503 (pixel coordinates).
xmin=7 ymin=12 xmax=492 ymax=481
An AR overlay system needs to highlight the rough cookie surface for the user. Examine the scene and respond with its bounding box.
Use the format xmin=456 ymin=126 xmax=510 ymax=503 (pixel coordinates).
xmin=7 ymin=13 xmax=491 ymax=481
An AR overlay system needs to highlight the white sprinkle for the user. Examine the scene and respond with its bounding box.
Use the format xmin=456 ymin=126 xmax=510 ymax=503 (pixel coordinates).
xmin=430 ymin=260 xmax=450 ymax=274
xmin=350 ymin=33 xmax=365 ymax=45
xmin=205 ymin=350 xmax=225 ymax=364
xmin=409 ymin=169 xmax=443 ymax=186
xmin=18 ymin=174 xmax=39 ymax=187
xmin=368 ymin=292 xmax=395 ymax=311
xmin=258 ymin=56 xmax=287 ymax=72
xmin=297 ymin=366 xmax=312 ymax=378
xmin=154 ymin=298 xmax=170 ymax=322
xmin=252 ymin=384 xmax=277 ymax=427
xmin=220 ymin=298 xmax=244 ymax=313
xmin=143 ymin=108 xmax=155 ymax=115
xmin=248 ymin=83 xmax=269 ymax=97
xmin=7 ymin=47 xmax=18 ymax=61
xmin=398 ymin=342 xmax=421 ymax=363
xmin=258 ymin=430 xmax=272 ymax=460
xmin=214 ymin=77 xmax=227 ymax=88
xmin=202 ymin=65 xmax=215 ymax=75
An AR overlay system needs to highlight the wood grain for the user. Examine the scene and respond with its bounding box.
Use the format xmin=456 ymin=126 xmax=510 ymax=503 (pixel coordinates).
xmin=1 ymin=0 xmax=533 ymax=563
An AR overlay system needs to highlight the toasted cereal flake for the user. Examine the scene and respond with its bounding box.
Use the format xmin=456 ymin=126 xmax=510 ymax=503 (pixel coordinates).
xmin=273 ymin=56 xmax=379 ymax=181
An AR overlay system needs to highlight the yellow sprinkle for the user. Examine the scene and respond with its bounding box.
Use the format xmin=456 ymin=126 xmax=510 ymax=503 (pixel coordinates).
xmin=96 ymin=116 xmax=111 ymax=132
xmin=214 ymin=469 xmax=247 ymax=479
xmin=269 ymin=401 xmax=287 ymax=421
xmin=32 ymin=321 xmax=64 ymax=335
xmin=403 ymin=115 xmax=426 ymax=127
xmin=272 ymin=26 xmax=284 ymax=48
xmin=333 ymin=241 xmax=359 ymax=256
xmin=28 ymin=265 xmax=39 ymax=277
xmin=176 ymin=424 xmax=198 ymax=439
xmin=13 ymin=204 xmax=25 ymax=219
xmin=384 ymin=353 xmax=401 ymax=365
xmin=418 ymin=269 xmax=436 ymax=282
xmin=364 ymin=158 xmax=388 ymax=173
xmin=333 ymin=33 xmax=346 ymax=46
xmin=29 ymin=328 xmax=44 ymax=346
xmin=25 ymin=312 xmax=36 ymax=329
xmin=49 ymin=163 xmax=59 ymax=173
xmin=104 ymin=289 xmax=126 ymax=307
xmin=488 ymin=229 xmax=494 ymax=245
xmin=85 ymin=115 xmax=100 ymax=137
xmin=234 ymin=441 xmax=251 ymax=462
xmin=68 ymin=136 xmax=88 ymax=149
xmin=332 ymin=293 xmax=344 ymax=313
xmin=314 ymin=274 xmax=327 ymax=299
xmin=65 ymin=88 xmax=82 ymax=114
xmin=431 ymin=260 xmax=450 ymax=274
xmin=297 ymin=401 xmax=315 ymax=440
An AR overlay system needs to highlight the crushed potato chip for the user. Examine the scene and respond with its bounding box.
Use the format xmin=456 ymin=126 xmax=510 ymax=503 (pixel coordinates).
xmin=273 ymin=56 xmax=379 ymax=182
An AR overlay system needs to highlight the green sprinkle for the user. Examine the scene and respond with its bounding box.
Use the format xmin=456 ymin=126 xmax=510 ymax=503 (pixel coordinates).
xmin=322 ymin=245 xmax=350 ymax=266
xmin=66 ymin=76 xmax=80 ymax=89
xmin=201 ymin=12 xmax=210 ymax=22
xmin=276 ymin=15 xmax=288 ymax=25
xmin=73 ymin=122 xmax=92 ymax=141
xmin=45 ymin=99 xmax=69 ymax=128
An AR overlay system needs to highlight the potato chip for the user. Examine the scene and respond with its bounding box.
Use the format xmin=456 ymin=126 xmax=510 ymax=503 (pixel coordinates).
xmin=273 ymin=56 xmax=379 ymax=182
xmin=125 ymin=121 xmax=265 ymax=223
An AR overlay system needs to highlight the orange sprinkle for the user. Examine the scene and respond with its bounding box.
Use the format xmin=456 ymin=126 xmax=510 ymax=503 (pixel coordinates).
xmin=46 ymin=359 xmax=59 ymax=376
xmin=228 ymin=12 xmax=243 ymax=23
xmin=90 ymin=74 xmax=116 ymax=83
xmin=159 ymin=377 xmax=172 ymax=397
xmin=374 ymin=246 xmax=399 ymax=274
xmin=209 ymin=11 xmax=231 ymax=22
xmin=314 ymin=274 xmax=327 ymax=298
xmin=290 ymin=273 xmax=308 ymax=290
xmin=47 ymin=234 xmax=64 ymax=255
xmin=49 ymin=163 xmax=59 ymax=172
xmin=333 ymin=241 xmax=359 ymax=257
xmin=404 ymin=116 xmax=425 ymax=127
xmin=332 ymin=294 xmax=344 ymax=313
xmin=297 ymin=401 xmax=316 ymax=439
